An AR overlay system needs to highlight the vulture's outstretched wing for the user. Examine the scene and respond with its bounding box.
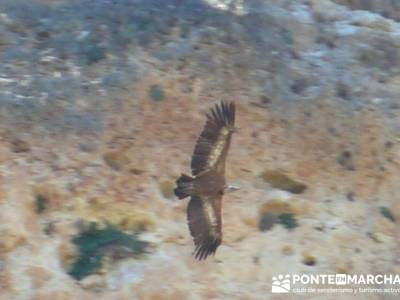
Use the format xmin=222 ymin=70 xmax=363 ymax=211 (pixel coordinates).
xmin=191 ymin=102 xmax=235 ymax=176
xmin=187 ymin=195 xmax=222 ymax=260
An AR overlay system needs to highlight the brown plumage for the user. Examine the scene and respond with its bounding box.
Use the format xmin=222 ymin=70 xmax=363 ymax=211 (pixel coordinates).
xmin=174 ymin=101 xmax=236 ymax=260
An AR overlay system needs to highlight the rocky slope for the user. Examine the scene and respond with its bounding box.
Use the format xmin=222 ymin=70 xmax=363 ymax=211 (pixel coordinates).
xmin=0 ymin=0 xmax=399 ymax=299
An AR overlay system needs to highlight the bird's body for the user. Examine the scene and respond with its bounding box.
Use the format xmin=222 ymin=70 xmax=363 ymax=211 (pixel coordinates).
xmin=193 ymin=169 xmax=225 ymax=196
xmin=174 ymin=101 xmax=235 ymax=260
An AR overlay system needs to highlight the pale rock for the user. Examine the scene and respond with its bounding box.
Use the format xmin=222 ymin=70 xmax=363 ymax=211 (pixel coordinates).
xmin=80 ymin=274 xmax=106 ymax=291
xmin=27 ymin=266 xmax=52 ymax=289
xmin=0 ymin=226 xmax=26 ymax=254
xmin=310 ymin=0 xmax=349 ymax=21
xmin=287 ymin=3 xmax=318 ymax=51
xmin=349 ymin=11 xmax=395 ymax=32
xmin=0 ymin=269 xmax=16 ymax=299
xmin=31 ymin=290 xmax=74 ymax=300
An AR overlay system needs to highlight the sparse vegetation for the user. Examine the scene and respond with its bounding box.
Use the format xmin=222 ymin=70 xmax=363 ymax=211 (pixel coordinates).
xmin=337 ymin=151 xmax=355 ymax=171
xmin=68 ymin=223 xmax=148 ymax=280
xmin=80 ymin=44 xmax=106 ymax=65
xmin=11 ymin=139 xmax=30 ymax=153
xmin=149 ymin=84 xmax=165 ymax=102
xmin=160 ymin=180 xmax=175 ymax=199
xmin=260 ymin=170 xmax=307 ymax=194
xmin=34 ymin=194 xmax=47 ymax=214
xmin=103 ymin=150 xmax=130 ymax=171
xmin=278 ymin=213 xmax=298 ymax=230
xmin=302 ymin=254 xmax=316 ymax=266
xmin=258 ymin=212 xmax=278 ymax=231
xmin=380 ymin=206 xmax=396 ymax=222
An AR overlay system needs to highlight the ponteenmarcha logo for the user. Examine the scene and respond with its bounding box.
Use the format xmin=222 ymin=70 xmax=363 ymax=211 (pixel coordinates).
xmin=271 ymin=274 xmax=400 ymax=294
xmin=271 ymin=274 xmax=291 ymax=293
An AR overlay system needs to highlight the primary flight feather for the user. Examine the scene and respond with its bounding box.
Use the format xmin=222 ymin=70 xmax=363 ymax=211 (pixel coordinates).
xmin=174 ymin=101 xmax=236 ymax=260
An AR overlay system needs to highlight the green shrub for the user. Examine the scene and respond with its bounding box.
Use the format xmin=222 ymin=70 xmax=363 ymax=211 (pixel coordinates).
xmin=68 ymin=223 xmax=148 ymax=280
xmin=380 ymin=206 xmax=396 ymax=223
xmin=149 ymin=84 xmax=165 ymax=102
xmin=34 ymin=194 xmax=47 ymax=214
xmin=278 ymin=213 xmax=298 ymax=230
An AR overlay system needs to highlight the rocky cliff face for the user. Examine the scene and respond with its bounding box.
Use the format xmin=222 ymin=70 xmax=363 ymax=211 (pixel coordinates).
xmin=0 ymin=0 xmax=399 ymax=299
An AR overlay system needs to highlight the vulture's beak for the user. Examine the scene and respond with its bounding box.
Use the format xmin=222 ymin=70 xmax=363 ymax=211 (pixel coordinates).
xmin=224 ymin=184 xmax=240 ymax=193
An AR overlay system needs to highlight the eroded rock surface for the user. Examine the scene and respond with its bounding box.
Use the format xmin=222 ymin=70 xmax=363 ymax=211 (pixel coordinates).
xmin=0 ymin=0 xmax=399 ymax=299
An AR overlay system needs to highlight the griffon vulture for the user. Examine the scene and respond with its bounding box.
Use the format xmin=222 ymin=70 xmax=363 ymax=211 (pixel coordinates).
xmin=174 ymin=101 xmax=236 ymax=260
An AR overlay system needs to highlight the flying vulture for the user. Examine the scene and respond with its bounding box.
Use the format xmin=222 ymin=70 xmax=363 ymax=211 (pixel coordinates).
xmin=174 ymin=101 xmax=236 ymax=260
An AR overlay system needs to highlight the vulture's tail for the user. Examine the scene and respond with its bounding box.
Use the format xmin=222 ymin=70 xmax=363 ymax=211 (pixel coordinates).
xmin=174 ymin=174 xmax=194 ymax=199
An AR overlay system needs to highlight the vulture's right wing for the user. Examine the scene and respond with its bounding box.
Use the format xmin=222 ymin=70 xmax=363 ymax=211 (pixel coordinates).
xmin=191 ymin=102 xmax=235 ymax=176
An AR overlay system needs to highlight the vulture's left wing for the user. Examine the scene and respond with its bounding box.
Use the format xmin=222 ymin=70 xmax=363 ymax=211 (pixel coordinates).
xmin=187 ymin=195 xmax=222 ymax=260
